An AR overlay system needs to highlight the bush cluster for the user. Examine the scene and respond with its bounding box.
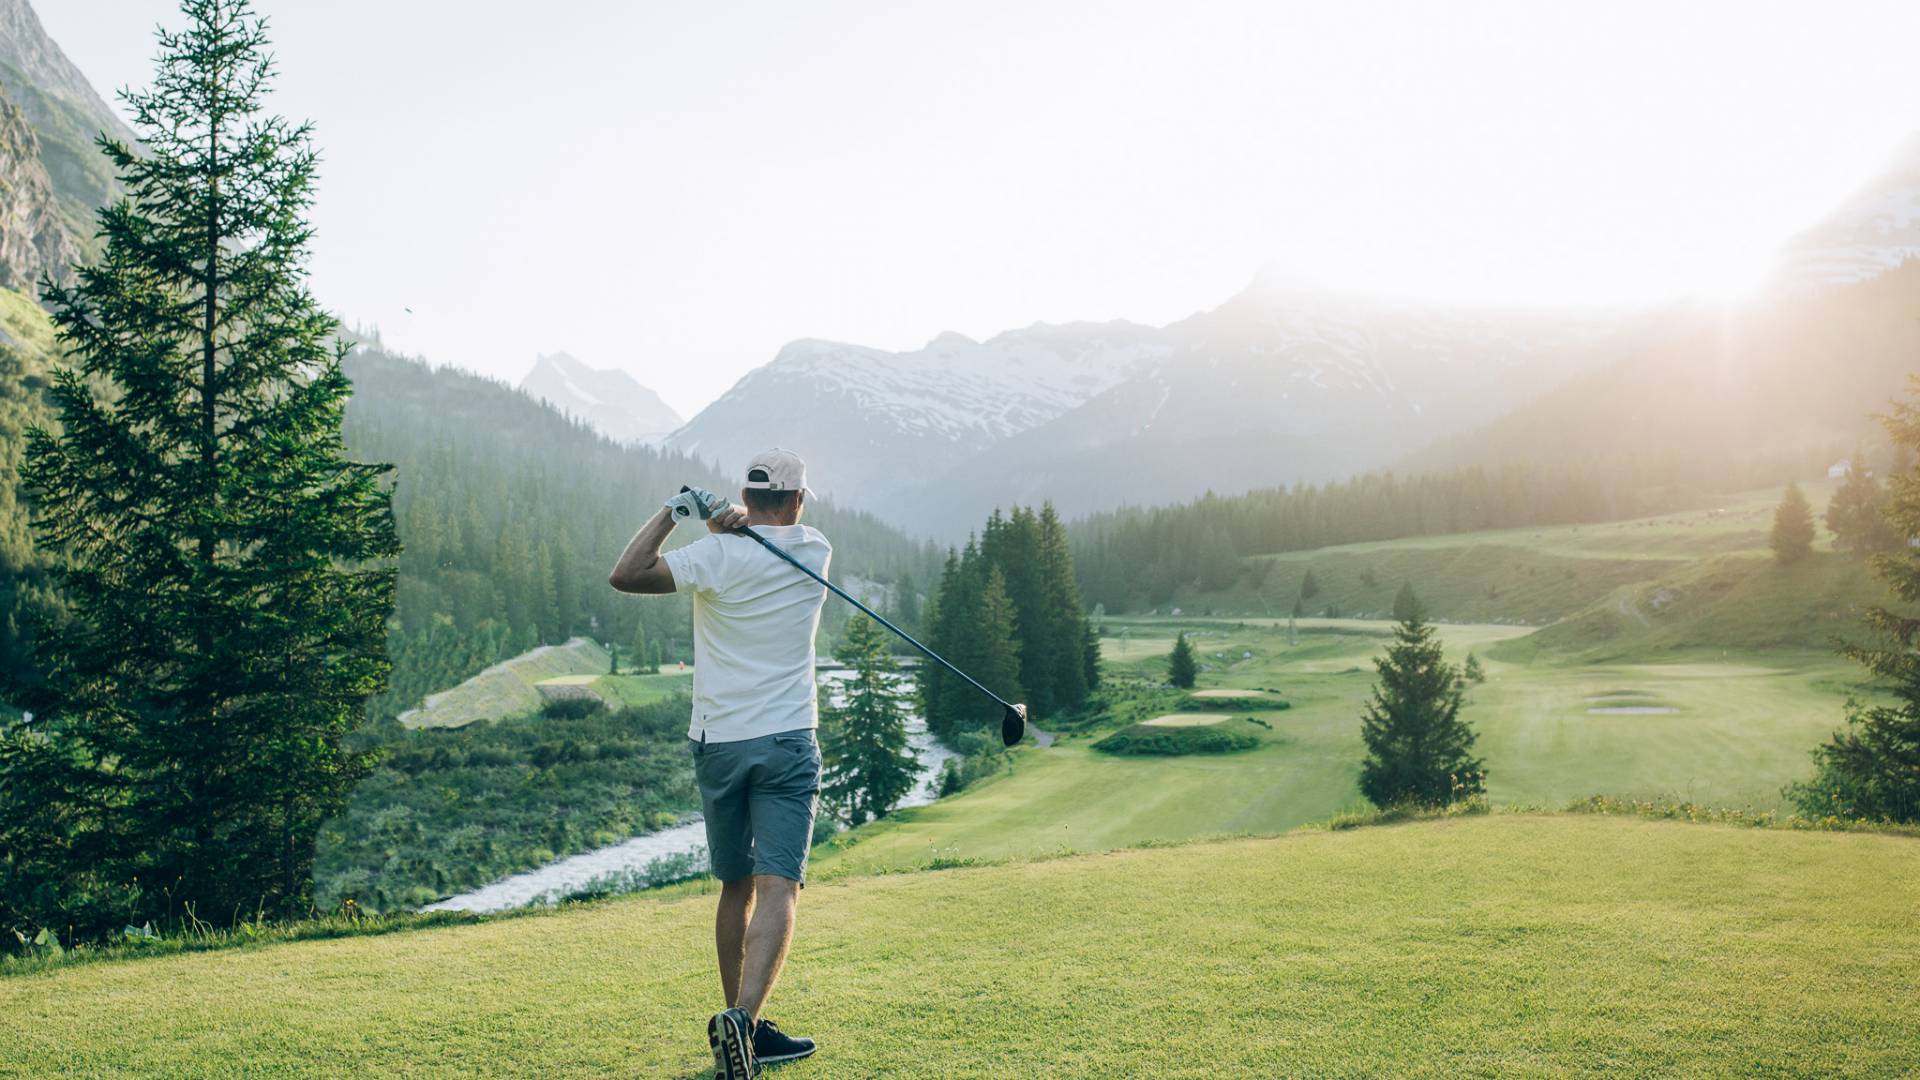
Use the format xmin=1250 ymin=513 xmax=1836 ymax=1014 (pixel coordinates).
xmin=1093 ymin=722 xmax=1260 ymax=756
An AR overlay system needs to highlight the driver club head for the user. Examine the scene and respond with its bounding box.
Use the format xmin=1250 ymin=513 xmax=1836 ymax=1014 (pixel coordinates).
xmin=1002 ymin=703 xmax=1027 ymax=747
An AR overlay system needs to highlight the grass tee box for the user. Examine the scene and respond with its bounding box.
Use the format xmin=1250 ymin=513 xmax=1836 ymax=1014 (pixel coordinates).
xmin=3 ymin=816 xmax=1913 ymax=1078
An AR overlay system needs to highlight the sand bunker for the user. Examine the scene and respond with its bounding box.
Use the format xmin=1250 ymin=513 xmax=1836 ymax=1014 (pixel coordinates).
xmin=1142 ymin=714 xmax=1228 ymax=727
xmin=1189 ymin=689 xmax=1279 ymax=700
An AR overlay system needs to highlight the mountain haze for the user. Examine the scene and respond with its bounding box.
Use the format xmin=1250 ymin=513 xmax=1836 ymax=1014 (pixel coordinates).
xmin=907 ymin=281 xmax=1637 ymax=535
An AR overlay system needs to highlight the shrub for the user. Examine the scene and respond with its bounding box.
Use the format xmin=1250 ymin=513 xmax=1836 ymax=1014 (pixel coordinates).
xmin=540 ymin=696 xmax=607 ymax=721
xmin=1094 ymin=722 xmax=1260 ymax=756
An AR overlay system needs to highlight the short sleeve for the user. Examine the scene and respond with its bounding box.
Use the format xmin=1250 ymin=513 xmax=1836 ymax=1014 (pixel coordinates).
xmin=662 ymin=535 xmax=726 ymax=595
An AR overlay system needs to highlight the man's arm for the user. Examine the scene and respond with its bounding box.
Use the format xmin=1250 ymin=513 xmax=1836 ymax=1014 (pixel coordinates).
xmin=608 ymin=497 xmax=751 ymax=595
xmin=608 ymin=507 xmax=679 ymax=594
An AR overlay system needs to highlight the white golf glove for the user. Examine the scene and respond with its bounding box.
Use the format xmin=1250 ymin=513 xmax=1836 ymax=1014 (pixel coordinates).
xmin=665 ymin=486 xmax=730 ymax=521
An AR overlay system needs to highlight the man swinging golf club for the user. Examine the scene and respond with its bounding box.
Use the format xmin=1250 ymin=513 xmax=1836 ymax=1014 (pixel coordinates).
xmin=609 ymin=448 xmax=828 ymax=1077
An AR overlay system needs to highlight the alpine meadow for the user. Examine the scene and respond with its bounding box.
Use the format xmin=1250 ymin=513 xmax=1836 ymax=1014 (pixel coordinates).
xmin=2 ymin=1 xmax=1918 ymax=1078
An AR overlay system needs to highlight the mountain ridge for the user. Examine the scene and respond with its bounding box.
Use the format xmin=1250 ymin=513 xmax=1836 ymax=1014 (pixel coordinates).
xmin=518 ymin=351 xmax=683 ymax=446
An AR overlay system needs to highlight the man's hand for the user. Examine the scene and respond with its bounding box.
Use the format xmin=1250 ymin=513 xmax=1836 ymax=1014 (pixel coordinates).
xmin=705 ymin=502 xmax=750 ymax=534
xmin=664 ymin=487 xmax=749 ymax=534
xmin=664 ymin=486 xmax=727 ymax=521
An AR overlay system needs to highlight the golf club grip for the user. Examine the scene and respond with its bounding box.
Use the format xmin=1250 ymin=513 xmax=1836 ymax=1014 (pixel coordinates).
xmin=734 ymin=525 xmax=1018 ymax=714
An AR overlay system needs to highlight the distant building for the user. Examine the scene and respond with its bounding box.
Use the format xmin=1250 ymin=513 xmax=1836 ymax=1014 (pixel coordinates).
xmin=1828 ymin=459 xmax=1854 ymax=480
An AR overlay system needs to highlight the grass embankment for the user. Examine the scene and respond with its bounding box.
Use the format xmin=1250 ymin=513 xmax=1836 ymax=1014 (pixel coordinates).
xmin=4 ymin=815 xmax=1914 ymax=1078
xmin=398 ymin=637 xmax=612 ymax=729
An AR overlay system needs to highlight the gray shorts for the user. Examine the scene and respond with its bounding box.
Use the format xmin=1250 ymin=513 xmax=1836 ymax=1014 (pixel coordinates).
xmin=689 ymin=728 xmax=822 ymax=884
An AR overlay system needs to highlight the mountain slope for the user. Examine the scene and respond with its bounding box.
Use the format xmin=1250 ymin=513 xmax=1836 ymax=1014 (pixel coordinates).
xmin=1777 ymin=134 xmax=1920 ymax=288
xmin=664 ymin=321 xmax=1167 ymax=503
xmin=0 ymin=0 xmax=135 ymax=244
xmin=0 ymin=88 xmax=79 ymax=294
xmin=518 ymin=352 xmax=683 ymax=446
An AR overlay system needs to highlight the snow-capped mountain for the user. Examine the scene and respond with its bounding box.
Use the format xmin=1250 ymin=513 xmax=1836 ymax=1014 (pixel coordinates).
xmin=1777 ymin=135 xmax=1920 ymax=287
xmin=901 ymin=278 xmax=1638 ymax=535
xmin=669 ymin=276 xmax=1630 ymax=535
xmin=518 ymin=352 xmax=683 ymax=446
xmin=663 ymin=322 xmax=1169 ymax=502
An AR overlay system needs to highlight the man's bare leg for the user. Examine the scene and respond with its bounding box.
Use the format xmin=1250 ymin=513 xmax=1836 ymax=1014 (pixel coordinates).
xmin=715 ymin=877 xmax=755 ymax=1007
xmin=734 ymin=874 xmax=799 ymax=1021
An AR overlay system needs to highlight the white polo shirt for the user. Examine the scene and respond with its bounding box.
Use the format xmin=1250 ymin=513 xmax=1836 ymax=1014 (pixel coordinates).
xmin=662 ymin=525 xmax=832 ymax=743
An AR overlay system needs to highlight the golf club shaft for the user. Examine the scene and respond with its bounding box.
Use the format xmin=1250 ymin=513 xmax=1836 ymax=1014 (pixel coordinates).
xmin=734 ymin=524 xmax=1020 ymax=715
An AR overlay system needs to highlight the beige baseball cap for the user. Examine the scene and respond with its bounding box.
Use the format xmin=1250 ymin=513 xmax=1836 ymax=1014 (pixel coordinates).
xmin=744 ymin=448 xmax=813 ymax=498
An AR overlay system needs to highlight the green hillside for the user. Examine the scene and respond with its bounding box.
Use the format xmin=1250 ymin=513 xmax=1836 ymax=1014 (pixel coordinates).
xmin=397 ymin=637 xmax=613 ymax=730
xmin=1512 ymin=550 xmax=1897 ymax=660
xmin=1167 ymin=484 xmax=1842 ymax=625
xmin=5 ymin=816 xmax=1913 ymax=1078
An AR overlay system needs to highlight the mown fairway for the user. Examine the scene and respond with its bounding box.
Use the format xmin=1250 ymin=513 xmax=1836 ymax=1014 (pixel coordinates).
xmin=822 ymin=615 xmax=1860 ymax=875
xmin=4 ymin=816 xmax=1913 ymax=1079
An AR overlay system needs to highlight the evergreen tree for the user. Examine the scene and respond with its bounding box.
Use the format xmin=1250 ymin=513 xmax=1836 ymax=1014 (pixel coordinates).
xmin=972 ymin=567 xmax=1023 ymax=707
xmin=919 ymin=547 xmax=974 ymax=740
xmin=1770 ymin=482 xmax=1816 ymax=564
xmin=1463 ymin=652 xmax=1486 ymax=684
xmin=631 ymin=620 xmax=650 ymax=675
xmin=1825 ymin=460 xmax=1900 ymax=557
xmin=1391 ymin=582 xmax=1420 ymax=622
xmin=1081 ymin=619 xmax=1102 ymax=693
xmin=820 ymin=615 xmax=919 ymax=826
xmin=1299 ymin=570 xmax=1320 ymax=600
xmin=0 ymin=0 xmax=398 ymax=941
xmin=1358 ymin=600 xmax=1484 ymax=808
xmin=983 ymin=507 xmax=1056 ymax=713
xmin=893 ymin=571 xmax=921 ymax=630
xmin=1168 ymin=632 xmax=1198 ymax=689
xmin=608 ymin=641 xmax=619 ymax=675
xmin=1035 ymin=504 xmax=1092 ymax=710
xmin=1790 ymin=379 xmax=1920 ymax=822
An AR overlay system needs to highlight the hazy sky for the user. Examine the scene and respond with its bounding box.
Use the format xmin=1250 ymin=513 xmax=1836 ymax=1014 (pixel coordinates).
xmin=39 ymin=0 xmax=1920 ymax=417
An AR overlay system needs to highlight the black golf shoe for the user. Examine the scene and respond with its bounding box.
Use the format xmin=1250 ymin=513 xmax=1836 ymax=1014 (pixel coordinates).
xmin=753 ymin=1018 xmax=817 ymax=1065
xmin=709 ymin=1007 xmax=758 ymax=1078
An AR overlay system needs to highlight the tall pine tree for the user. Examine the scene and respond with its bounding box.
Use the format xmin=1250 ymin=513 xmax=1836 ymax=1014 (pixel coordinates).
xmin=820 ymin=615 xmax=920 ymax=826
xmin=0 ymin=0 xmax=398 ymax=942
xmin=1358 ymin=599 xmax=1484 ymax=808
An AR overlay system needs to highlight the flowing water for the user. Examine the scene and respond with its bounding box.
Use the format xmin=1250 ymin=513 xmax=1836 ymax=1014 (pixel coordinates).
xmin=423 ymin=671 xmax=953 ymax=913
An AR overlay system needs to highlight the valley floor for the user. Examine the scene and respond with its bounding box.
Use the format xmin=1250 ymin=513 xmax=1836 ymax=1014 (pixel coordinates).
xmin=3 ymin=815 xmax=1913 ymax=1078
